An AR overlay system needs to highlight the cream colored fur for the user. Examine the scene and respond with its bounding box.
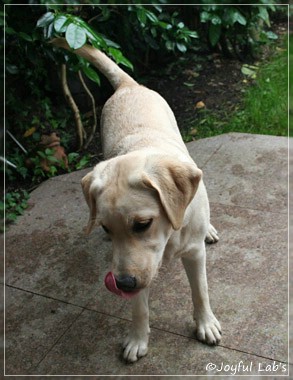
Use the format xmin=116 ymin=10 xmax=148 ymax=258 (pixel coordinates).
xmin=52 ymin=38 xmax=221 ymax=362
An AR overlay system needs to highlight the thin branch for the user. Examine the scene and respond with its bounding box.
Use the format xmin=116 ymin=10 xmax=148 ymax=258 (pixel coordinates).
xmin=60 ymin=64 xmax=85 ymax=150
xmin=78 ymin=70 xmax=97 ymax=149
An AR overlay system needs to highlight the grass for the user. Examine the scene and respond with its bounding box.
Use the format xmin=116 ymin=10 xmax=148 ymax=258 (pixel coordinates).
xmin=289 ymin=36 xmax=293 ymax=137
xmin=184 ymin=39 xmax=289 ymax=141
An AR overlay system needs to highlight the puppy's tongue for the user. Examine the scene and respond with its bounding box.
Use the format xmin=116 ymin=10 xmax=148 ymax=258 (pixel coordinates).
xmin=104 ymin=272 xmax=140 ymax=300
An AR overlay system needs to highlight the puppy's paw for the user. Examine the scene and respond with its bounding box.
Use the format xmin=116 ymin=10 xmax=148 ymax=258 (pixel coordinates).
xmin=205 ymin=224 xmax=219 ymax=244
xmin=122 ymin=335 xmax=148 ymax=362
xmin=195 ymin=314 xmax=222 ymax=346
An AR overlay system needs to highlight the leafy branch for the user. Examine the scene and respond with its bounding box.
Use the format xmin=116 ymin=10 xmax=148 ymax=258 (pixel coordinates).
xmin=36 ymin=10 xmax=134 ymax=150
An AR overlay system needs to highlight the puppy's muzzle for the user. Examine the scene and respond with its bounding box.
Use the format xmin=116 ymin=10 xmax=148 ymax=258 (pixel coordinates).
xmin=104 ymin=272 xmax=140 ymax=299
xmin=115 ymin=275 xmax=137 ymax=292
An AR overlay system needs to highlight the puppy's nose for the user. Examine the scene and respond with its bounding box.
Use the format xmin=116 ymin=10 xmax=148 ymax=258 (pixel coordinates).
xmin=115 ymin=275 xmax=137 ymax=291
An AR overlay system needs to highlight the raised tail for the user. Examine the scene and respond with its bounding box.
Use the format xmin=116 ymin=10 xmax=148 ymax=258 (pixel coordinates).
xmin=51 ymin=38 xmax=137 ymax=90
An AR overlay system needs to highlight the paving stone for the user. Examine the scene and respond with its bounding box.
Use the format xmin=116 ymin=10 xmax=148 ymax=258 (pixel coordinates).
xmin=202 ymin=133 xmax=288 ymax=212
xmin=34 ymin=309 xmax=289 ymax=376
xmin=184 ymin=133 xmax=232 ymax=169
xmin=50 ymin=167 xmax=92 ymax=184
xmin=5 ymin=286 xmax=83 ymax=375
xmin=4 ymin=133 xmax=290 ymax=375
xmin=5 ymin=180 xmax=87 ymax=234
xmin=5 ymin=221 xmax=111 ymax=306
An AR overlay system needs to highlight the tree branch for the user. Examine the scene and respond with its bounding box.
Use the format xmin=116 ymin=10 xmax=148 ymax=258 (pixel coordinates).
xmin=78 ymin=70 xmax=97 ymax=149
xmin=60 ymin=64 xmax=85 ymax=150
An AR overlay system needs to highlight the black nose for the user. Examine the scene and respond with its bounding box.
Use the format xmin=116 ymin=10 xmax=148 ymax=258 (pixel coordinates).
xmin=115 ymin=275 xmax=137 ymax=292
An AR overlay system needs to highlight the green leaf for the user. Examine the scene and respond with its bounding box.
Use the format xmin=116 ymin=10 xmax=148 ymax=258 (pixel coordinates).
xmin=200 ymin=11 xmax=212 ymax=23
xmin=102 ymin=37 xmax=120 ymax=49
xmin=165 ymin=40 xmax=175 ymax=51
xmin=137 ymin=8 xmax=146 ymax=26
xmin=241 ymin=64 xmax=258 ymax=78
xmin=153 ymin=5 xmax=162 ymax=13
xmin=223 ymin=8 xmax=246 ymax=26
xmin=84 ymin=28 xmax=107 ymax=49
xmin=258 ymin=6 xmax=270 ymax=27
xmin=233 ymin=11 xmax=247 ymax=26
xmin=151 ymin=27 xmax=157 ymax=37
xmin=5 ymin=27 xmax=16 ymax=35
xmin=158 ymin=21 xmax=171 ymax=30
xmin=54 ymin=15 xmax=68 ymax=33
xmin=49 ymin=166 xmax=58 ymax=176
xmin=37 ymin=151 xmax=46 ymax=159
xmin=211 ymin=15 xmax=222 ymax=25
xmin=176 ymin=43 xmax=187 ymax=53
xmin=47 ymin=156 xmax=60 ymax=163
xmin=45 ymin=148 xmax=54 ymax=155
xmin=19 ymin=32 xmax=33 ymax=42
xmin=184 ymin=30 xmax=198 ymax=39
xmin=76 ymin=156 xmax=90 ymax=170
xmin=145 ymin=10 xmax=158 ymax=23
xmin=6 ymin=64 xmax=19 ymax=74
xmin=108 ymin=48 xmax=133 ymax=70
xmin=183 ymin=82 xmax=195 ymax=87
xmin=37 ymin=12 xmax=54 ymax=28
xmin=82 ymin=65 xmax=101 ymax=85
xmin=265 ymin=31 xmax=278 ymax=40
xmin=65 ymin=23 xmax=87 ymax=50
xmin=209 ymin=24 xmax=221 ymax=46
xmin=67 ymin=152 xmax=79 ymax=163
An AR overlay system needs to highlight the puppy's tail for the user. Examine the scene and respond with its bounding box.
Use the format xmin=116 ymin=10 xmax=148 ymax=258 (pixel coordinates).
xmin=51 ymin=38 xmax=137 ymax=90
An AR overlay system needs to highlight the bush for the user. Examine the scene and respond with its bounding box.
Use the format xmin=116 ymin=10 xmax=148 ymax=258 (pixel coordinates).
xmin=3 ymin=3 xmax=281 ymax=189
xmin=199 ymin=1 xmax=278 ymax=59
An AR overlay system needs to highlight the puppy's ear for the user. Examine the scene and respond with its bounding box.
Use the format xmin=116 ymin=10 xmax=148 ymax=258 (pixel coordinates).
xmin=81 ymin=171 xmax=97 ymax=235
xmin=142 ymin=158 xmax=202 ymax=230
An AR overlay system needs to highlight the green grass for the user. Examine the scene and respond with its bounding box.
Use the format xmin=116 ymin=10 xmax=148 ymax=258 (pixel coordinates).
xmin=184 ymin=39 xmax=289 ymax=141
xmin=289 ymin=36 xmax=293 ymax=137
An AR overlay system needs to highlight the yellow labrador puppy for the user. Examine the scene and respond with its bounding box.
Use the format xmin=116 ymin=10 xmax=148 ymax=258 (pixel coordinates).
xmin=53 ymin=38 xmax=222 ymax=362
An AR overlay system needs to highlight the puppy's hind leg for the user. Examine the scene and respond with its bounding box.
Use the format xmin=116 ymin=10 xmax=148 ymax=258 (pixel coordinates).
xmin=205 ymin=223 xmax=219 ymax=244
xmin=122 ymin=288 xmax=150 ymax=362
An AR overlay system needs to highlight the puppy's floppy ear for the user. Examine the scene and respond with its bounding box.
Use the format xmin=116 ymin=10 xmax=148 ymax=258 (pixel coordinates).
xmin=81 ymin=170 xmax=97 ymax=235
xmin=142 ymin=158 xmax=202 ymax=230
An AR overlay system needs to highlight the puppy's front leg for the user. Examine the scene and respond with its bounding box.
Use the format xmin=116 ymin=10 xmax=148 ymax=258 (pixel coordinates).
xmin=123 ymin=288 xmax=150 ymax=362
xmin=182 ymin=243 xmax=222 ymax=345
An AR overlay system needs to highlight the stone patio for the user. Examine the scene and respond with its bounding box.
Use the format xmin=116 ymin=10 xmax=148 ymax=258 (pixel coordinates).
xmin=4 ymin=133 xmax=290 ymax=376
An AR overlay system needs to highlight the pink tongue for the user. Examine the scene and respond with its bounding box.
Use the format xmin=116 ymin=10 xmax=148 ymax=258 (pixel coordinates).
xmin=104 ymin=272 xmax=140 ymax=300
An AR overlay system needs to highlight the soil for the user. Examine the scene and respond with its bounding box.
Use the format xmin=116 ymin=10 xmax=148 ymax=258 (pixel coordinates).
xmin=143 ymin=53 xmax=244 ymax=133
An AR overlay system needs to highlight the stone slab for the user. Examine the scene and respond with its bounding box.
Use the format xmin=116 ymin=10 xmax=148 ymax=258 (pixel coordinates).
xmin=34 ymin=309 xmax=289 ymax=376
xmin=5 ymin=286 xmax=83 ymax=375
xmin=4 ymin=133 xmax=290 ymax=376
xmin=202 ymin=133 xmax=288 ymax=213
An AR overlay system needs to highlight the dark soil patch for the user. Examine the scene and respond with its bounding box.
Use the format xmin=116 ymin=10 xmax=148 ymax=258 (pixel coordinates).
xmin=143 ymin=54 xmax=244 ymax=134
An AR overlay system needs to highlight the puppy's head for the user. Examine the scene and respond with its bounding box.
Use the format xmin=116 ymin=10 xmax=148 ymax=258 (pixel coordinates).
xmin=81 ymin=152 xmax=202 ymax=294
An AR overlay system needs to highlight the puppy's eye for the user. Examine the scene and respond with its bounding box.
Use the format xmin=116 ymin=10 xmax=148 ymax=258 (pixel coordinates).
xmin=102 ymin=225 xmax=110 ymax=234
xmin=132 ymin=219 xmax=153 ymax=233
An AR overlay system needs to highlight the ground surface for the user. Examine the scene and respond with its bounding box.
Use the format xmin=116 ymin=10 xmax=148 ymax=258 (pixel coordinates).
xmin=143 ymin=51 xmax=243 ymax=134
xmin=4 ymin=133 xmax=290 ymax=376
